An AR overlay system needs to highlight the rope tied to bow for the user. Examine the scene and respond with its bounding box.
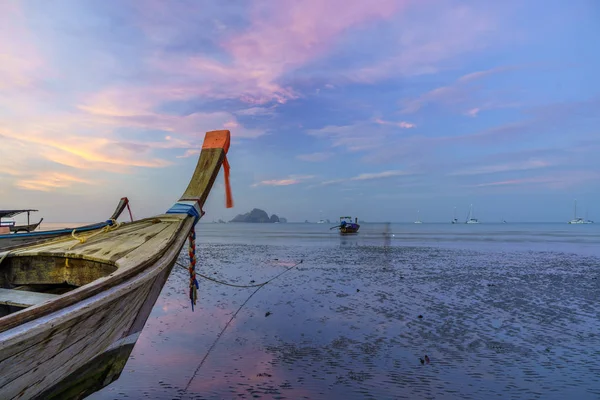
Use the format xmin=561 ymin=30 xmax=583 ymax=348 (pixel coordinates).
xmin=188 ymin=226 xmax=200 ymax=310
xmin=69 ymin=219 xmax=121 ymax=250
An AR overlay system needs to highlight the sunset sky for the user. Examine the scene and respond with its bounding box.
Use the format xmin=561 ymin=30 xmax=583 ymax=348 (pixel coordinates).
xmin=0 ymin=0 xmax=598 ymax=223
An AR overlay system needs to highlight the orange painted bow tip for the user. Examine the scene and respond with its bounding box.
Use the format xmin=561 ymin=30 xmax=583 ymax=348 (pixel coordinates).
xmin=202 ymin=130 xmax=231 ymax=154
xmin=202 ymin=130 xmax=233 ymax=208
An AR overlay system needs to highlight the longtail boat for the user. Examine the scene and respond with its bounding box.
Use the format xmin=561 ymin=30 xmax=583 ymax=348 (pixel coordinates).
xmin=330 ymin=216 xmax=360 ymax=234
xmin=0 ymin=197 xmax=132 ymax=252
xmin=0 ymin=129 xmax=233 ymax=399
xmin=0 ymin=210 xmax=43 ymax=233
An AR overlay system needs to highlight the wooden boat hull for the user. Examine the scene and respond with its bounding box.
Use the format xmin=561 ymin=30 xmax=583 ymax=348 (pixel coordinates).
xmin=0 ymin=198 xmax=130 ymax=252
xmin=340 ymin=224 xmax=360 ymax=234
xmin=0 ymin=218 xmax=192 ymax=400
xmin=9 ymin=218 xmax=43 ymax=233
xmin=33 ymin=226 xmax=184 ymax=400
xmin=0 ymin=130 xmax=231 ymax=399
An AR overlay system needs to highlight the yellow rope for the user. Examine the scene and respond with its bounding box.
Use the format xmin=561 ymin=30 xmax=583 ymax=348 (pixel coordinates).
xmin=69 ymin=219 xmax=121 ymax=250
xmin=0 ymin=219 xmax=127 ymax=266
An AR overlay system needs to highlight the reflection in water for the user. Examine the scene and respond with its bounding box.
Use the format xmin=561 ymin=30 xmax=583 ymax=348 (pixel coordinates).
xmin=88 ymin=234 xmax=600 ymax=400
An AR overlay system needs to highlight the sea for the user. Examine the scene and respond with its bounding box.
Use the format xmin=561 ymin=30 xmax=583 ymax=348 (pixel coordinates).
xmin=60 ymin=221 xmax=598 ymax=399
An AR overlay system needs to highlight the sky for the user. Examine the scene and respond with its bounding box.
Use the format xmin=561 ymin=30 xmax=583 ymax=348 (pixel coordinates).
xmin=0 ymin=0 xmax=599 ymax=223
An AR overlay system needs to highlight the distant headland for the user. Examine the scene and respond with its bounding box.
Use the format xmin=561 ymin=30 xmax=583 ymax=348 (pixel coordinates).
xmin=230 ymin=208 xmax=287 ymax=223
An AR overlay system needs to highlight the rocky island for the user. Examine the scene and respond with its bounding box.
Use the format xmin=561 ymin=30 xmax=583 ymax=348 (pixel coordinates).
xmin=230 ymin=208 xmax=286 ymax=223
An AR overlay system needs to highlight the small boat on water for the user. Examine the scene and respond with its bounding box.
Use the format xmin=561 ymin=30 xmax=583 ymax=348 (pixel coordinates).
xmin=0 ymin=197 xmax=132 ymax=252
xmin=465 ymin=204 xmax=480 ymax=224
xmin=451 ymin=207 xmax=458 ymax=224
xmin=331 ymin=216 xmax=360 ymax=234
xmin=0 ymin=130 xmax=233 ymax=399
xmin=568 ymin=199 xmax=593 ymax=224
xmin=0 ymin=209 xmax=43 ymax=233
xmin=414 ymin=210 xmax=422 ymax=224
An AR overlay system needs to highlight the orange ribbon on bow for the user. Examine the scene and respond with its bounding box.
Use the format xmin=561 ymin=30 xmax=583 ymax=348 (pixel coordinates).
xmin=202 ymin=130 xmax=234 ymax=208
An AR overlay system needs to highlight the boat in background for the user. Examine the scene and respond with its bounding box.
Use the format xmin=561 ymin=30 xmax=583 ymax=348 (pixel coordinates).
xmin=0 ymin=129 xmax=232 ymax=399
xmin=317 ymin=210 xmax=326 ymax=224
xmin=568 ymin=199 xmax=593 ymax=224
xmin=0 ymin=209 xmax=43 ymax=233
xmin=451 ymin=207 xmax=458 ymax=224
xmin=414 ymin=210 xmax=423 ymax=224
xmin=465 ymin=204 xmax=480 ymax=224
xmin=0 ymin=197 xmax=132 ymax=252
xmin=331 ymin=216 xmax=360 ymax=234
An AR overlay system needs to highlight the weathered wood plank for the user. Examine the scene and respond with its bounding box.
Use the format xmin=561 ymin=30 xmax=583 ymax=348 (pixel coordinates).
xmin=179 ymin=129 xmax=229 ymax=205
xmin=60 ymin=220 xmax=173 ymax=264
xmin=0 ymin=215 xmax=187 ymax=334
xmin=10 ymin=220 xmax=156 ymax=259
xmin=0 ymin=217 xmax=192 ymax=358
xmin=0 ymin=222 xmax=192 ymax=397
xmin=0 ymin=284 xmax=150 ymax=398
xmin=0 ymin=291 xmax=133 ymax=389
xmin=5 ymin=257 xmax=116 ymax=288
xmin=0 ymin=289 xmax=59 ymax=308
xmin=115 ymin=220 xmax=182 ymax=271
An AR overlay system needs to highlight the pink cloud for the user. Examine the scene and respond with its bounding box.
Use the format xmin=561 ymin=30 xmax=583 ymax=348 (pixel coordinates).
xmin=77 ymin=91 xmax=265 ymax=139
xmin=346 ymin=4 xmax=498 ymax=83
xmin=473 ymin=177 xmax=557 ymax=187
xmin=316 ymin=170 xmax=414 ymax=187
xmin=306 ymin=123 xmax=389 ymax=152
xmin=352 ymin=170 xmax=412 ymax=180
xmin=146 ymin=0 xmax=403 ymax=105
xmin=176 ymin=149 xmax=201 ymax=159
xmin=466 ymin=108 xmax=480 ymax=117
xmin=472 ymin=170 xmax=600 ymax=190
xmin=251 ymin=175 xmax=314 ymax=187
xmin=374 ymin=118 xmax=416 ymax=128
xmin=457 ymin=66 xmax=518 ymax=83
xmin=16 ymin=172 xmax=93 ymax=192
xmin=254 ymin=179 xmax=301 ymax=186
xmin=399 ymin=65 xmax=519 ymax=114
xmin=0 ymin=3 xmax=47 ymax=92
xmin=234 ymin=107 xmax=277 ymax=116
xmin=450 ymin=159 xmax=552 ymax=176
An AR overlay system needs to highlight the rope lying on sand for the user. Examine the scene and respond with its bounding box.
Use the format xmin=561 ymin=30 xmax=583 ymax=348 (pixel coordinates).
xmin=175 ymin=260 xmax=301 ymax=288
xmin=181 ymin=258 xmax=304 ymax=393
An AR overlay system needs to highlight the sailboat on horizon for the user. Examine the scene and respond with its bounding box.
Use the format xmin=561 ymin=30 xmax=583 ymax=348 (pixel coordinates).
xmin=465 ymin=204 xmax=480 ymax=224
xmin=317 ymin=210 xmax=326 ymax=224
xmin=414 ymin=209 xmax=423 ymax=224
xmin=569 ymin=199 xmax=593 ymax=224
xmin=451 ymin=207 xmax=458 ymax=224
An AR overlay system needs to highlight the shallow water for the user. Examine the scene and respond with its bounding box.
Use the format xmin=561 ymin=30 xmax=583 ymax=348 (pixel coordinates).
xmin=89 ymin=223 xmax=600 ymax=399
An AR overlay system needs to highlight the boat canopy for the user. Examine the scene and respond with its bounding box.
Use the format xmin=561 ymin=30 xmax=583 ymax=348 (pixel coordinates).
xmin=340 ymin=216 xmax=352 ymax=219
xmin=0 ymin=209 xmax=38 ymax=219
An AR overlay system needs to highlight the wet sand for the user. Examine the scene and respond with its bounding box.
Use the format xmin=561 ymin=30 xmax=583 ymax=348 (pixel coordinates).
xmin=89 ymin=232 xmax=600 ymax=399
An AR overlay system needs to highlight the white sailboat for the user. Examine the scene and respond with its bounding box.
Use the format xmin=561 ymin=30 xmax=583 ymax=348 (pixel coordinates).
xmin=585 ymin=210 xmax=594 ymax=224
xmin=569 ymin=199 xmax=593 ymax=224
xmin=451 ymin=207 xmax=458 ymax=224
xmin=317 ymin=210 xmax=326 ymax=224
xmin=465 ymin=204 xmax=479 ymax=224
xmin=414 ymin=209 xmax=422 ymax=224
